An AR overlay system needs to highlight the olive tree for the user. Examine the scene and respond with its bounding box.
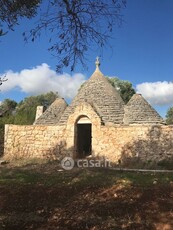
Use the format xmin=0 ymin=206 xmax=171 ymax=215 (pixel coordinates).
xmin=107 ymin=77 xmax=135 ymax=104
xmin=0 ymin=0 xmax=126 ymax=71
xmin=166 ymin=107 xmax=173 ymax=124
xmin=0 ymin=75 xmax=7 ymax=86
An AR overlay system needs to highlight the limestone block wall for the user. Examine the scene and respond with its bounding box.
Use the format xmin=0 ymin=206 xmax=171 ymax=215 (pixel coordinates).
xmin=92 ymin=125 xmax=173 ymax=162
xmin=65 ymin=102 xmax=173 ymax=163
xmin=3 ymin=116 xmax=173 ymax=163
xmin=0 ymin=134 xmax=4 ymax=156
xmin=4 ymin=124 xmax=69 ymax=160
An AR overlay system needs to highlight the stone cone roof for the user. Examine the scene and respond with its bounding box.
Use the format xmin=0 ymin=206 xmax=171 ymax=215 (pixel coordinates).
xmin=59 ymin=66 xmax=125 ymax=125
xmin=35 ymin=98 xmax=67 ymax=125
xmin=124 ymin=94 xmax=164 ymax=124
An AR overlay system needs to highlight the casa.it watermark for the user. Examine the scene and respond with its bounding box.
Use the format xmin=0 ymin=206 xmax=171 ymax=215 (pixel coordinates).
xmin=61 ymin=157 xmax=112 ymax=170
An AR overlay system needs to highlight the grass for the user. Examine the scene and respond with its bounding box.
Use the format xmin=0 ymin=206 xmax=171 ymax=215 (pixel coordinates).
xmin=1 ymin=163 xmax=173 ymax=187
xmin=0 ymin=161 xmax=173 ymax=229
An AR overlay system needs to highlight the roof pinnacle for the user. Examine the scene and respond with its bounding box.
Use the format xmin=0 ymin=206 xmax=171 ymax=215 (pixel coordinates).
xmin=95 ymin=56 xmax=100 ymax=70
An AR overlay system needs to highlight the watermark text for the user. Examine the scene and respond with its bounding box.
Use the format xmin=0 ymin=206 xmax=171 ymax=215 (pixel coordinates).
xmin=61 ymin=157 xmax=112 ymax=170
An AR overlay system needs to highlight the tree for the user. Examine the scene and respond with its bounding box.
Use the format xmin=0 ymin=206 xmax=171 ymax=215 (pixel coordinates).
xmin=166 ymin=107 xmax=173 ymax=124
xmin=14 ymin=91 xmax=58 ymax=124
xmin=0 ymin=98 xmax=17 ymax=116
xmin=0 ymin=0 xmax=126 ymax=72
xmin=0 ymin=92 xmax=58 ymax=125
xmin=0 ymin=98 xmax=17 ymax=156
xmin=0 ymin=92 xmax=58 ymax=156
xmin=0 ymin=75 xmax=7 ymax=86
xmin=0 ymin=0 xmax=40 ymax=36
xmin=107 ymin=77 xmax=135 ymax=103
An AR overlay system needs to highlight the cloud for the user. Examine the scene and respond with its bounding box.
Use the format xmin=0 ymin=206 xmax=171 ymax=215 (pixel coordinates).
xmin=0 ymin=63 xmax=86 ymax=100
xmin=136 ymin=81 xmax=173 ymax=105
xmin=1 ymin=64 xmax=172 ymax=107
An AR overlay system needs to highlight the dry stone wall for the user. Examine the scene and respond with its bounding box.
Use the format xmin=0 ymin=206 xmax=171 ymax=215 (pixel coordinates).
xmin=4 ymin=125 xmax=69 ymax=160
xmin=3 ymin=119 xmax=173 ymax=163
xmin=92 ymin=125 xmax=173 ymax=163
xmin=0 ymin=131 xmax=4 ymax=157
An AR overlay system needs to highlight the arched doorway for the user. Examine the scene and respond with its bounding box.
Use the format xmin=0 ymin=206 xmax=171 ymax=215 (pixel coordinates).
xmin=76 ymin=116 xmax=92 ymax=158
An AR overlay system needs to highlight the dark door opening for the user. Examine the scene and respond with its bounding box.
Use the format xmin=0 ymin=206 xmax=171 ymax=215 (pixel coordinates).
xmin=77 ymin=124 xmax=92 ymax=158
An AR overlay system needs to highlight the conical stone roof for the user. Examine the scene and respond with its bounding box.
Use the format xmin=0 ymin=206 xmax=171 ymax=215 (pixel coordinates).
xmin=59 ymin=59 xmax=125 ymax=125
xmin=35 ymin=98 xmax=67 ymax=125
xmin=124 ymin=94 xmax=164 ymax=124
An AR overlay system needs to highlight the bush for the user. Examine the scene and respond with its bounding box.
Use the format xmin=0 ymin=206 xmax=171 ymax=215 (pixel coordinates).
xmin=157 ymin=158 xmax=173 ymax=170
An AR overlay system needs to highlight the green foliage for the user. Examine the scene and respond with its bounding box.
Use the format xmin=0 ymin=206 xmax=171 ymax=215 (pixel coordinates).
xmin=0 ymin=91 xmax=58 ymax=125
xmin=0 ymin=99 xmax=17 ymax=153
xmin=166 ymin=107 xmax=173 ymax=124
xmin=106 ymin=77 xmax=136 ymax=104
xmin=14 ymin=92 xmax=58 ymax=125
xmin=0 ymin=112 xmax=15 ymax=156
xmin=0 ymin=0 xmax=40 ymax=36
xmin=0 ymin=99 xmax=17 ymax=116
xmin=0 ymin=92 xmax=58 ymax=155
xmin=157 ymin=158 xmax=173 ymax=170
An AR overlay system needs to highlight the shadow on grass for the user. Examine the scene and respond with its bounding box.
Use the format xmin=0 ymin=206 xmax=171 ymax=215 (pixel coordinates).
xmin=0 ymin=164 xmax=173 ymax=229
xmin=1 ymin=124 xmax=173 ymax=228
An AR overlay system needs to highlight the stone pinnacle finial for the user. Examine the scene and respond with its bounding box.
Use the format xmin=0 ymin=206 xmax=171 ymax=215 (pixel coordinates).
xmin=95 ymin=56 xmax=100 ymax=70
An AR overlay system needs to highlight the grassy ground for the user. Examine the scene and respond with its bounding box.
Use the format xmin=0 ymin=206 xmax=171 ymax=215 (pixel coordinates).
xmin=0 ymin=161 xmax=173 ymax=229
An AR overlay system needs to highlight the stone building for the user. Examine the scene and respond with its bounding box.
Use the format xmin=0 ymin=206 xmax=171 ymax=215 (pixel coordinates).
xmin=3 ymin=59 xmax=173 ymax=163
